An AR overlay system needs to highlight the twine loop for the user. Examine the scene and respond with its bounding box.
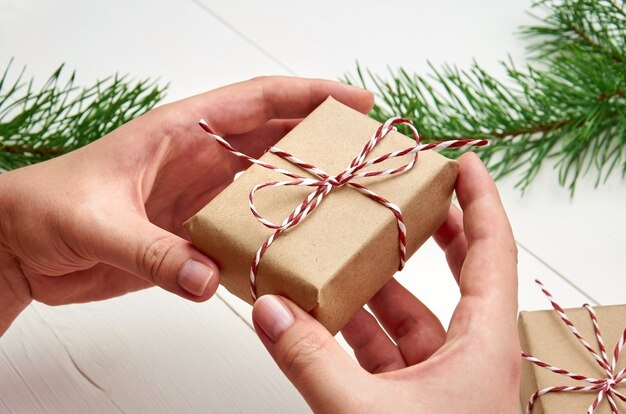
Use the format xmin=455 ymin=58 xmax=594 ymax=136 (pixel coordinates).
xmin=523 ymin=279 xmax=626 ymax=414
xmin=199 ymin=116 xmax=487 ymax=301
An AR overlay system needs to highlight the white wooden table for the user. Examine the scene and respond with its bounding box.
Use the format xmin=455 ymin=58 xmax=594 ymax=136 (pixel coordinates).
xmin=1 ymin=1 xmax=624 ymax=412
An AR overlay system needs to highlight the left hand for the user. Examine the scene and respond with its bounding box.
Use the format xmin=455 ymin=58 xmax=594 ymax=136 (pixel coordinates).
xmin=0 ymin=76 xmax=374 ymax=335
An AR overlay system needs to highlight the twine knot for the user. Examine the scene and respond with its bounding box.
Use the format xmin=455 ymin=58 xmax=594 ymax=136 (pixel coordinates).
xmin=326 ymin=173 xmax=352 ymax=187
xmin=605 ymin=378 xmax=617 ymax=392
xmin=523 ymin=279 xmax=626 ymax=414
xmin=199 ymin=117 xmax=487 ymax=301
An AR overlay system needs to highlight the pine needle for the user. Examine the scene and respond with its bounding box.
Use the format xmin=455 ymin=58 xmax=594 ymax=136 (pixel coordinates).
xmin=345 ymin=0 xmax=626 ymax=194
xmin=0 ymin=60 xmax=166 ymax=171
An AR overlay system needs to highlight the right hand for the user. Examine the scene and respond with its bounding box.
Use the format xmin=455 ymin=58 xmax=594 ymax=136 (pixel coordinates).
xmin=252 ymin=152 xmax=521 ymax=413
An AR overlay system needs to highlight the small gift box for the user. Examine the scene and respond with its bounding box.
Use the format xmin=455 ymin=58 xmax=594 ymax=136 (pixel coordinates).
xmin=185 ymin=97 xmax=483 ymax=334
xmin=519 ymin=282 xmax=626 ymax=413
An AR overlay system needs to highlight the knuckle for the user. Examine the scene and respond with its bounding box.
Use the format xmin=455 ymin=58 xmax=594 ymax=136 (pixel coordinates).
xmin=507 ymin=343 xmax=522 ymax=382
xmin=395 ymin=315 xmax=418 ymax=338
xmin=31 ymin=283 xmax=71 ymax=306
xmin=250 ymin=75 xmax=273 ymax=84
xmin=250 ymin=76 xmax=278 ymax=119
xmin=512 ymin=243 xmax=519 ymax=263
xmin=37 ymin=294 xmax=64 ymax=306
xmin=496 ymin=345 xmax=523 ymax=408
xmin=505 ymin=235 xmax=519 ymax=258
xmin=139 ymin=237 xmax=177 ymax=285
xmin=280 ymin=330 xmax=330 ymax=378
xmin=249 ymin=74 xmax=291 ymax=89
xmin=369 ymin=358 xmax=400 ymax=374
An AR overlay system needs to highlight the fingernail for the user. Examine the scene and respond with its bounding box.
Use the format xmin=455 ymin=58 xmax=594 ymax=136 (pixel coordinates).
xmin=254 ymin=295 xmax=295 ymax=342
xmin=178 ymin=260 xmax=213 ymax=296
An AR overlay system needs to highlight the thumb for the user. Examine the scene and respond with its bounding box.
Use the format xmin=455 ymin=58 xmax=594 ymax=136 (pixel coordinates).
xmin=95 ymin=215 xmax=220 ymax=301
xmin=252 ymin=295 xmax=364 ymax=412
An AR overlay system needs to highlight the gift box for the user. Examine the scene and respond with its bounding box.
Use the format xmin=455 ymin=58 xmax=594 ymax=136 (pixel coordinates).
xmin=519 ymin=304 xmax=626 ymax=413
xmin=184 ymin=97 xmax=460 ymax=334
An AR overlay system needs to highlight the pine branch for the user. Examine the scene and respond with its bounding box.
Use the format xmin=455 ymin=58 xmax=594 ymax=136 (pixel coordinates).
xmin=345 ymin=0 xmax=626 ymax=193
xmin=0 ymin=60 xmax=166 ymax=171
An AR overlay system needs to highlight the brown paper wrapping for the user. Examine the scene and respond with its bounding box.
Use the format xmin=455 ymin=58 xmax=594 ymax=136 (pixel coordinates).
xmin=519 ymin=305 xmax=626 ymax=413
xmin=185 ymin=97 xmax=459 ymax=334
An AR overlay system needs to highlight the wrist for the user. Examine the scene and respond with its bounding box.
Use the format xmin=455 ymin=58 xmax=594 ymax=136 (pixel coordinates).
xmin=0 ymin=173 xmax=31 ymax=335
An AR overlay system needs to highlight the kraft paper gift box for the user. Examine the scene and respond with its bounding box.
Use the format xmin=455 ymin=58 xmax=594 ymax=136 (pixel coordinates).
xmin=185 ymin=97 xmax=459 ymax=334
xmin=519 ymin=305 xmax=626 ymax=413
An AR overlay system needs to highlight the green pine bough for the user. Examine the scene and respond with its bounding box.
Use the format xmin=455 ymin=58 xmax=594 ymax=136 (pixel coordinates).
xmin=347 ymin=0 xmax=626 ymax=193
xmin=0 ymin=60 xmax=166 ymax=171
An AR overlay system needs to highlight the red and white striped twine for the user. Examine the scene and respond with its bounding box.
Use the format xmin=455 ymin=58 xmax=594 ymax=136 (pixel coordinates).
xmin=523 ymin=279 xmax=626 ymax=413
xmin=198 ymin=117 xmax=487 ymax=301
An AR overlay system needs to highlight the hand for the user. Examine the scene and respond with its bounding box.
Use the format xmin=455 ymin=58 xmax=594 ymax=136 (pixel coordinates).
xmin=252 ymin=153 xmax=521 ymax=414
xmin=0 ymin=77 xmax=374 ymax=335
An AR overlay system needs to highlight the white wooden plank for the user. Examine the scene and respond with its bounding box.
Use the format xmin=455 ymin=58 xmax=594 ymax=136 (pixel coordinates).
xmin=0 ymin=305 xmax=122 ymax=413
xmin=0 ymin=0 xmax=291 ymax=103
xmin=23 ymin=290 xmax=308 ymax=413
xmin=397 ymin=237 xmax=595 ymax=327
xmin=194 ymin=0 xmax=533 ymax=80
xmin=498 ymin=171 xmax=626 ymax=306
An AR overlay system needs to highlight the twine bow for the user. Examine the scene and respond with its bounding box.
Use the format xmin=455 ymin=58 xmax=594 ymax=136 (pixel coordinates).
xmin=523 ymin=280 xmax=626 ymax=413
xmin=199 ymin=117 xmax=487 ymax=301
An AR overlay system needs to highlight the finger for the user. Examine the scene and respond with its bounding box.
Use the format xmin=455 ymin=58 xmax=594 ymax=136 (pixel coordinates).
xmin=433 ymin=204 xmax=467 ymax=283
xmin=26 ymin=264 xmax=152 ymax=305
xmin=449 ymin=152 xmax=518 ymax=334
xmin=91 ymin=214 xmax=220 ymax=302
xmin=226 ymin=118 xmax=302 ymax=161
xmin=367 ymin=279 xmax=446 ymax=365
xmin=191 ymin=76 xmax=374 ymax=135
xmin=66 ymin=265 xmax=154 ymax=301
xmin=252 ymin=295 xmax=364 ymax=412
xmin=341 ymin=308 xmax=407 ymax=373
